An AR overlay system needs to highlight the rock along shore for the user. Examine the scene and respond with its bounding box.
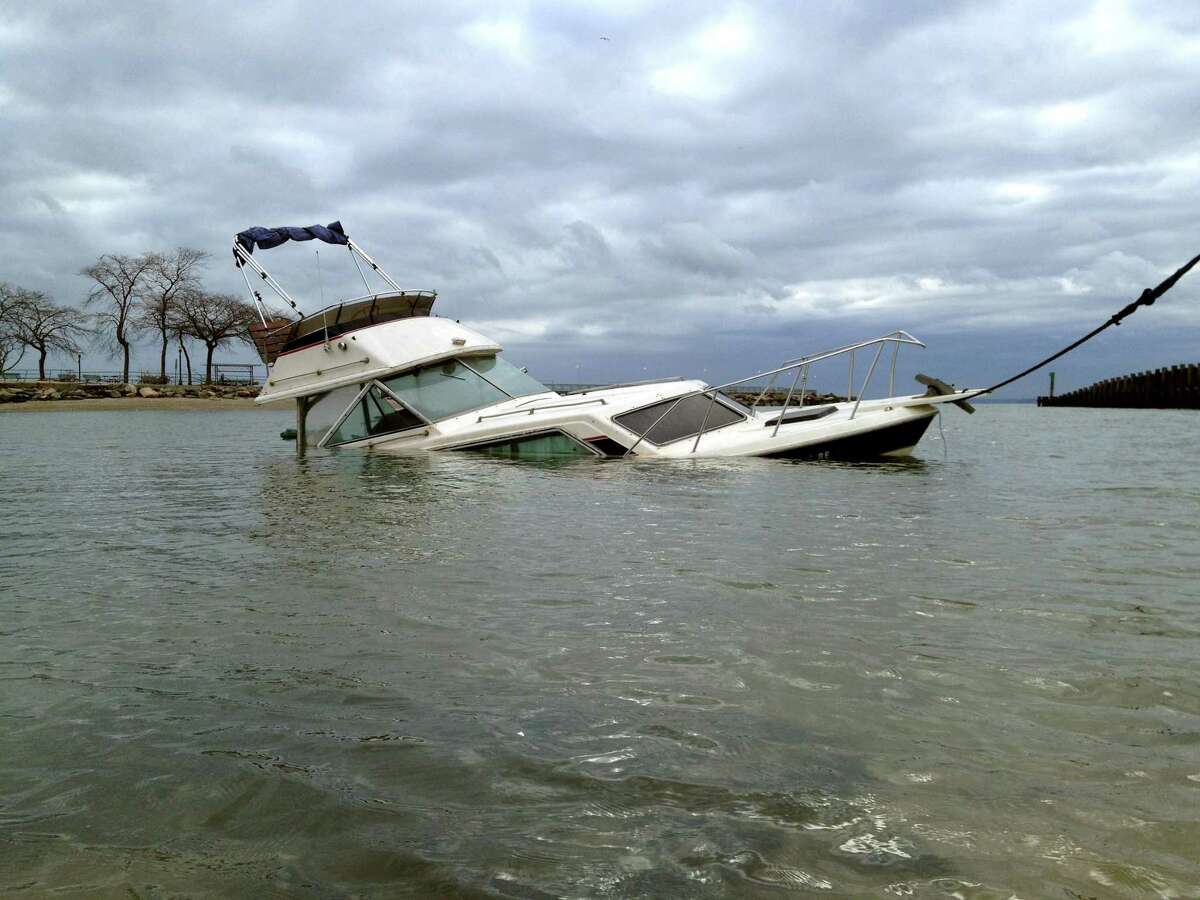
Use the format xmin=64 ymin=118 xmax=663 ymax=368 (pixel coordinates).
xmin=726 ymin=390 xmax=848 ymax=406
xmin=0 ymin=381 xmax=261 ymax=406
xmin=1 ymin=381 xmax=850 ymax=411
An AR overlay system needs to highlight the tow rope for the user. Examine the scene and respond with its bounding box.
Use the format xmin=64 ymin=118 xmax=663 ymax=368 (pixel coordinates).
xmin=964 ymin=248 xmax=1200 ymax=400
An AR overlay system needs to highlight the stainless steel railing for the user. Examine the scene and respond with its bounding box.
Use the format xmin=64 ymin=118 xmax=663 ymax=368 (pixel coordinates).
xmin=624 ymin=331 xmax=926 ymax=454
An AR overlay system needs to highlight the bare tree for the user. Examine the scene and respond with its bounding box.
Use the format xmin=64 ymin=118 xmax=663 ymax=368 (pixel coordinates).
xmin=82 ymin=253 xmax=154 ymax=383
xmin=7 ymin=289 xmax=91 ymax=381
xmin=171 ymin=289 xmax=258 ymax=383
xmin=0 ymin=283 xmax=28 ymax=376
xmin=170 ymin=324 xmax=194 ymax=385
xmin=137 ymin=247 xmax=209 ymax=382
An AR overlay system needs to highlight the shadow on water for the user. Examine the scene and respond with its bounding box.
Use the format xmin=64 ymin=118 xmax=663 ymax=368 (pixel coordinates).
xmin=773 ymin=455 xmax=933 ymax=475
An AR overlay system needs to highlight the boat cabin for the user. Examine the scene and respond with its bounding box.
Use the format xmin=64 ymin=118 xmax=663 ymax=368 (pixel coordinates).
xmin=306 ymin=349 xmax=554 ymax=448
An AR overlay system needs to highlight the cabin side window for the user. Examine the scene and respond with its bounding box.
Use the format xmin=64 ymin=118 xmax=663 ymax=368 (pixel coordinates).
xmin=453 ymin=430 xmax=596 ymax=459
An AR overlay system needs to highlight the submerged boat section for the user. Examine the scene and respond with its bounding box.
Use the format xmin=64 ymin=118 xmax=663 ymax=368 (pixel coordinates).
xmin=234 ymin=221 xmax=976 ymax=460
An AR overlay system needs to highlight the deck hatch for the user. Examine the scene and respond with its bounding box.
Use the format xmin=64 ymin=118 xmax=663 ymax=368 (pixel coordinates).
xmin=613 ymin=393 xmax=745 ymax=445
xmin=763 ymin=405 xmax=837 ymax=426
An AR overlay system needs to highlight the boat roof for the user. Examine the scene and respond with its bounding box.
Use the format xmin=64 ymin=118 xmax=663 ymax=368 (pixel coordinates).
xmin=255 ymin=315 xmax=503 ymax=404
xmin=249 ymin=290 xmax=436 ymax=365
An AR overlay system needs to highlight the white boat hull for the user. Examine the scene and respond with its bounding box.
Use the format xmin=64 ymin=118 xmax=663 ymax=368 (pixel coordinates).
xmin=238 ymin=222 xmax=975 ymax=461
xmin=314 ymin=376 xmax=961 ymax=459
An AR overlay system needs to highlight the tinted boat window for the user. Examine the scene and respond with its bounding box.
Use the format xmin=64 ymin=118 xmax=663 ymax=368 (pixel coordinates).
xmin=468 ymin=356 xmax=549 ymax=399
xmin=380 ymin=356 xmax=549 ymax=421
xmin=325 ymin=385 xmax=424 ymax=445
xmin=457 ymin=430 xmax=594 ymax=458
xmin=306 ymin=385 xmax=362 ymax=444
xmin=382 ymin=360 xmax=509 ymax=420
xmin=614 ymin=393 xmax=744 ymax=445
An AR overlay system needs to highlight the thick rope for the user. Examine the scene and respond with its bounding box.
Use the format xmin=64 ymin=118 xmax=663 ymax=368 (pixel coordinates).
xmin=966 ymin=249 xmax=1200 ymax=399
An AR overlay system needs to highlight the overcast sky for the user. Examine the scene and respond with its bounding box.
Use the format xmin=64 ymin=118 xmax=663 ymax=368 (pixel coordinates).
xmin=3 ymin=0 xmax=1198 ymax=393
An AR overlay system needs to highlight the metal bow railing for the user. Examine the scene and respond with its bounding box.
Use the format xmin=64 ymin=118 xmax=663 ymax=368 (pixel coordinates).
xmin=624 ymin=331 xmax=926 ymax=454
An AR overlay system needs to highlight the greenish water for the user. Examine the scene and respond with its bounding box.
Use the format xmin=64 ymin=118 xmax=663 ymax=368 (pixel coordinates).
xmin=1 ymin=405 xmax=1198 ymax=898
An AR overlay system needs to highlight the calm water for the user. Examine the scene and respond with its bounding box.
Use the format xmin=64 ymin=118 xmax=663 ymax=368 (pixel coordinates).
xmin=1 ymin=404 xmax=1198 ymax=898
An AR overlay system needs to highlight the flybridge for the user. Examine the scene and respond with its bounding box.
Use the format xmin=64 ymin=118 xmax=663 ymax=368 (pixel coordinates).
xmin=231 ymin=221 xmax=437 ymax=365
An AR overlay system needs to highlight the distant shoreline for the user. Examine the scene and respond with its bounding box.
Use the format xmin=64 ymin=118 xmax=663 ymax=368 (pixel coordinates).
xmin=0 ymin=396 xmax=267 ymax=412
xmin=0 ymin=380 xmax=273 ymax=412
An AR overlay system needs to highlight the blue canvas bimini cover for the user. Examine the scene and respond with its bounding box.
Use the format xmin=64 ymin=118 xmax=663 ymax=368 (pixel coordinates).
xmin=235 ymin=221 xmax=349 ymax=256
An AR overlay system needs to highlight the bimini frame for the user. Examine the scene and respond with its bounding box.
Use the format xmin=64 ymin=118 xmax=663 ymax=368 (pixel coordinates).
xmin=232 ymin=232 xmax=404 ymax=327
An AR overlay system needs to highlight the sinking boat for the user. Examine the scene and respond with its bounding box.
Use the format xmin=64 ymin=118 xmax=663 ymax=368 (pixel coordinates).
xmin=234 ymin=222 xmax=976 ymax=459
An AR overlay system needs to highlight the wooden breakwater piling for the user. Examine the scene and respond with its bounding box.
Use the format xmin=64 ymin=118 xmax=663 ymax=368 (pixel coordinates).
xmin=1037 ymin=364 xmax=1200 ymax=408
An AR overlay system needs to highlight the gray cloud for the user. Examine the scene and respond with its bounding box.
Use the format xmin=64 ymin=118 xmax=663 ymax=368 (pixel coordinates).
xmin=2 ymin=0 xmax=1198 ymax=392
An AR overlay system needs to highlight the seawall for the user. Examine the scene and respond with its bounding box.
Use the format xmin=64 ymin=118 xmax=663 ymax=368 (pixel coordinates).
xmin=0 ymin=381 xmax=260 ymax=405
xmin=1037 ymin=364 xmax=1199 ymax=409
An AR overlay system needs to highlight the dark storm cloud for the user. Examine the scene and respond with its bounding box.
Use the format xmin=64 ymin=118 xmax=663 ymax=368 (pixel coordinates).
xmin=2 ymin=0 xmax=1198 ymax=391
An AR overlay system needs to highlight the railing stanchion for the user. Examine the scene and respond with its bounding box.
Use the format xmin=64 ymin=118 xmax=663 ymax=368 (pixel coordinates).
xmin=889 ymin=342 xmax=898 ymax=396
xmin=848 ymin=349 xmax=855 ymax=403
xmin=626 ymin=395 xmax=686 ymax=454
xmin=851 ymin=345 xmax=885 ymax=420
xmin=772 ymin=365 xmax=805 ymax=438
xmin=752 ymin=372 xmax=778 ymax=409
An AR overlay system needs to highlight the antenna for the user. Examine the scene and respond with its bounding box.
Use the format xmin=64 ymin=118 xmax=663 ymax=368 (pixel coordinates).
xmin=316 ymin=249 xmax=331 ymax=350
xmin=316 ymin=249 xmax=325 ymax=307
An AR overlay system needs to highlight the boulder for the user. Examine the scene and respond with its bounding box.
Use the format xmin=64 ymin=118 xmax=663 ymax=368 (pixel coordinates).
xmin=35 ymin=389 xmax=62 ymax=401
xmin=107 ymin=389 xmax=124 ymax=398
xmin=0 ymin=388 xmax=14 ymax=403
xmin=122 ymin=383 xmax=138 ymax=396
xmin=138 ymin=387 xmax=161 ymax=398
xmin=64 ymin=391 xmax=86 ymax=400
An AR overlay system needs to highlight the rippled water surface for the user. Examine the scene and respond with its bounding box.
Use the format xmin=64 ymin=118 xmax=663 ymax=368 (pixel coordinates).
xmin=2 ymin=404 xmax=1199 ymax=898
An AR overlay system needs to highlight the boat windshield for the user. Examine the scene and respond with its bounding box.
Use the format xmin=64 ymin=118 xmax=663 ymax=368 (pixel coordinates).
xmin=380 ymin=355 xmax=550 ymax=421
xmin=325 ymin=383 xmax=425 ymax=446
